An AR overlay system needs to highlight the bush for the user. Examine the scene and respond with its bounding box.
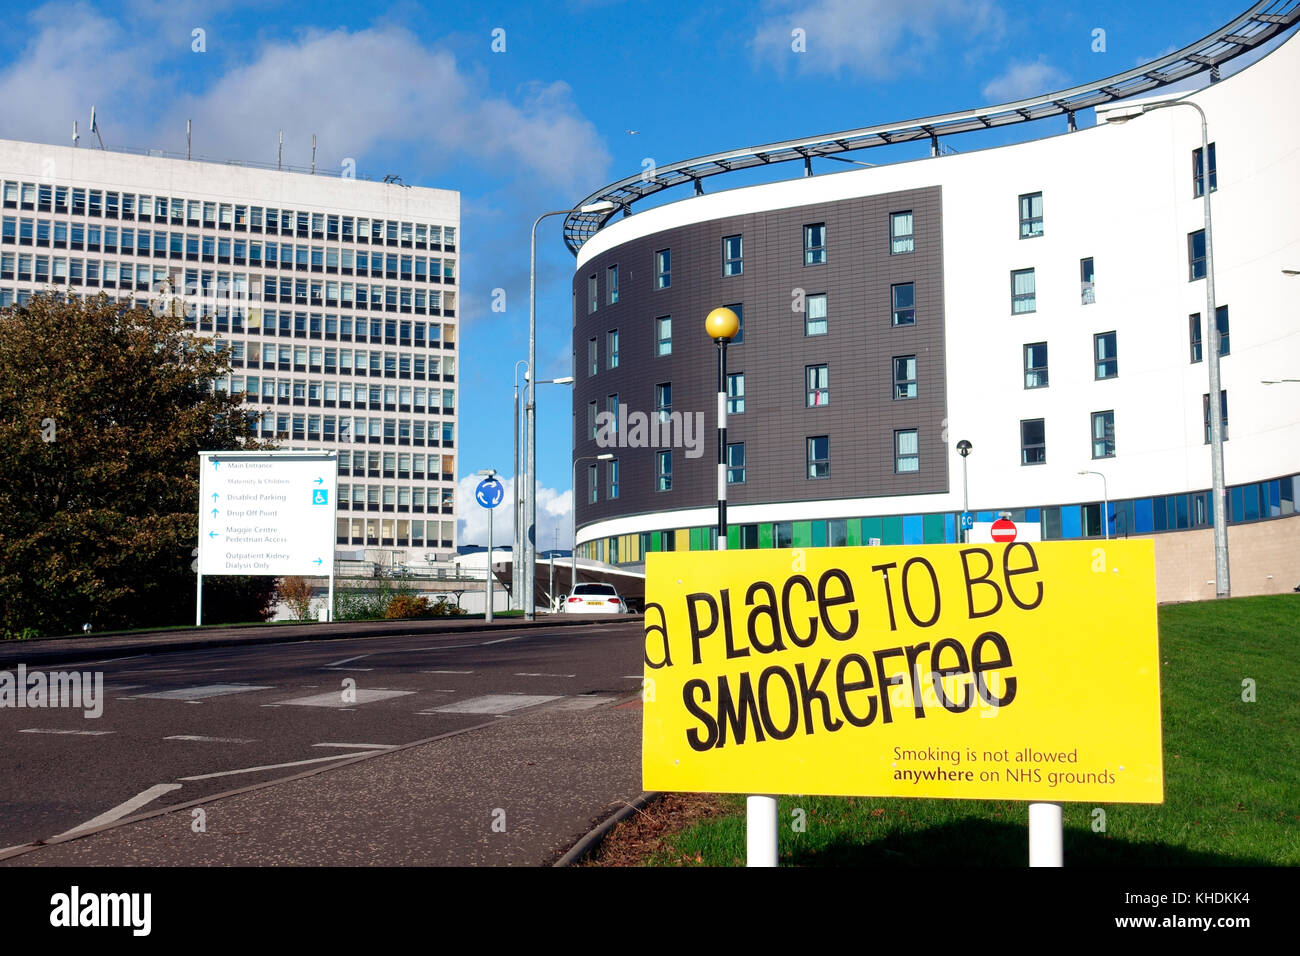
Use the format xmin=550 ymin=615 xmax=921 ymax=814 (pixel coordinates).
xmin=277 ymin=576 xmax=316 ymax=621
xmin=430 ymin=597 xmax=467 ymax=617
xmin=383 ymin=594 xmax=431 ymax=619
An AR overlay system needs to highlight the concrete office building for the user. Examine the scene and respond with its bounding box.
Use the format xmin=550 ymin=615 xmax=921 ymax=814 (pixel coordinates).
xmin=0 ymin=140 xmax=460 ymax=563
xmin=567 ymin=2 xmax=1300 ymax=602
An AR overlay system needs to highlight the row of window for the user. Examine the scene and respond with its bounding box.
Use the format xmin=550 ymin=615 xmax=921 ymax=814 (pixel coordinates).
xmin=225 ymin=377 xmax=455 ymax=409
xmin=336 ymin=451 xmax=454 ymax=478
xmin=584 ymin=470 xmax=1291 ymax=566
xmin=1019 ymin=394 xmax=1227 ymax=465
xmin=1 ymin=182 xmax=455 ymax=248
xmin=336 ymin=484 xmax=454 ymax=512
xmin=0 ymin=223 xmax=456 ymax=280
xmin=336 ymin=517 xmax=453 ymax=549
xmin=249 ymin=411 xmax=455 ymax=446
xmin=216 ymin=312 xmax=455 ymax=349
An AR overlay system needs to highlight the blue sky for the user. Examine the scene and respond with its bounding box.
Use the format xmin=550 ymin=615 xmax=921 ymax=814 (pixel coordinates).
xmin=0 ymin=0 xmax=1259 ymax=545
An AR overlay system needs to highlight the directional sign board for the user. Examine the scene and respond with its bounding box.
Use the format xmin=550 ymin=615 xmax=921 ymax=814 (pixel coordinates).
xmin=476 ymin=477 xmax=504 ymax=509
xmin=197 ymin=451 xmax=337 ymax=576
xmin=642 ymin=540 xmax=1163 ymax=803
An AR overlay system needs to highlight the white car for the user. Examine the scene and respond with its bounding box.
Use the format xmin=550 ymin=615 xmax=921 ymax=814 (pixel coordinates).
xmin=563 ymin=582 xmax=626 ymax=614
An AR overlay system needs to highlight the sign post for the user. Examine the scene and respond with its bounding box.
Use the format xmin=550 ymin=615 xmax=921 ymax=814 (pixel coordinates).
xmin=197 ymin=451 xmax=337 ymax=625
xmin=642 ymin=540 xmax=1163 ymax=866
xmin=476 ymin=472 xmax=504 ymax=623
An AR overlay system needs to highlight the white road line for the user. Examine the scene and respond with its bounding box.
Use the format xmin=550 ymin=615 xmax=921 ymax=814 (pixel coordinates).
xmin=514 ymin=672 xmax=576 ymax=678
xmin=324 ymin=654 xmax=371 ymax=667
xmin=280 ymin=689 xmax=415 ymax=708
xmin=164 ymin=735 xmax=255 ymax=743
xmin=622 ymin=675 xmax=644 ymax=680
xmin=312 ymin=742 xmax=398 ymax=750
xmin=429 ymin=694 xmax=561 ymax=715
xmin=56 ymin=783 xmax=182 ymax=836
xmin=480 ymin=636 xmax=524 ymax=645
xmin=18 ymin=728 xmax=114 ymax=736
xmin=132 ymin=684 xmax=272 ymax=701
xmin=324 ymin=667 xmax=374 ymax=672
xmin=179 ymin=752 xmax=382 ymax=781
xmin=421 ymin=669 xmax=474 ymax=674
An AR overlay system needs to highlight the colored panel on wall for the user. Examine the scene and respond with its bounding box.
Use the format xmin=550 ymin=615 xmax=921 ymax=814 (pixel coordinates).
xmin=758 ymin=523 xmax=773 ymax=549
xmin=792 ymin=521 xmax=813 ymax=548
xmin=1061 ymin=506 xmax=1082 ymax=539
xmin=883 ymin=516 xmax=903 ymax=545
xmin=903 ymin=515 xmax=924 ymax=544
xmin=863 ymin=517 xmax=883 ymax=544
xmin=811 ymin=521 xmax=827 ymax=548
xmin=674 ymin=529 xmax=689 ymax=552
xmin=846 ymin=519 xmax=863 ymax=546
xmin=727 ymin=526 xmax=740 ymax=549
xmin=944 ymin=513 xmax=956 ymax=543
xmin=923 ymin=513 xmax=946 ymax=544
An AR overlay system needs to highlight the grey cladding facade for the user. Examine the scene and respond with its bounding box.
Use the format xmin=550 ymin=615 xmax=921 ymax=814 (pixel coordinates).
xmin=572 ymin=185 xmax=947 ymax=533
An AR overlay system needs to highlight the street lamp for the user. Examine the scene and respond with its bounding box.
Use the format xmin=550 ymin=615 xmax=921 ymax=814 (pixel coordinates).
xmin=1078 ymin=470 xmax=1110 ymax=541
xmin=526 ymin=200 xmax=616 ymax=620
xmin=511 ymin=360 xmax=529 ymax=611
xmin=956 ymin=440 xmax=972 ymax=543
xmin=1106 ymin=97 xmax=1229 ymax=597
xmin=477 ymin=468 xmax=498 ymax=622
xmin=571 ymin=453 xmax=613 ymax=601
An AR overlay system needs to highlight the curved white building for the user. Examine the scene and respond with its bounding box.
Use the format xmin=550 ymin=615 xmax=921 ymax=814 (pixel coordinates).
xmin=567 ymin=4 xmax=1300 ymax=602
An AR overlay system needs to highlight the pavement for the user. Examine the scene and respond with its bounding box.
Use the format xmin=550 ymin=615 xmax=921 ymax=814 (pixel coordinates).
xmin=0 ymin=617 xmax=647 ymax=866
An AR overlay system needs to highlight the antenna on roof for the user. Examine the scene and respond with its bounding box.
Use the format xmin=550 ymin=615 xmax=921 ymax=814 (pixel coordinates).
xmin=277 ymin=129 xmax=283 ymax=171
xmin=89 ymin=105 xmax=104 ymax=149
xmin=72 ymin=120 xmax=79 ymax=148
xmin=187 ymin=119 xmax=192 ymax=160
xmin=311 ymin=134 xmax=317 ymax=174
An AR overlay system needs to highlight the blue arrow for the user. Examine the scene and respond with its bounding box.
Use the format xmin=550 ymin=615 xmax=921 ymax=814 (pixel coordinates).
xmin=208 ymin=531 xmax=219 ymax=538
xmin=212 ymin=459 xmax=219 ymax=469
xmin=314 ymin=477 xmax=324 ymax=485
xmin=211 ymin=492 xmax=218 ymax=502
xmin=313 ymin=557 xmax=323 ymax=566
xmin=211 ymin=508 xmax=219 ymax=518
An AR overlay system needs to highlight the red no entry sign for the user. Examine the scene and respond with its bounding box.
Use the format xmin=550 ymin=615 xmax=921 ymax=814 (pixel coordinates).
xmin=991 ymin=518 xmax=1018 ymax=542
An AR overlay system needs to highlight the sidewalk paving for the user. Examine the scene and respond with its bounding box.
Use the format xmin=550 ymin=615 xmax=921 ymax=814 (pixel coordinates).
xmin=2 ymin=696 xmax=644 ymax=867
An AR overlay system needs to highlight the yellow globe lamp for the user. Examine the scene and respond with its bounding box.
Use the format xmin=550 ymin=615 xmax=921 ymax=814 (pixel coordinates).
xmin=705 ymin=306 xmax=740 ymax=342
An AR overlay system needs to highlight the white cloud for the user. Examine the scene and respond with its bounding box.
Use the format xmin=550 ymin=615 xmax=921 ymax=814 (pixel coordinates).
xmin=752 ymin=0 xmax=1004 ymax=78
xmin=981 ymin=56 xmax=1067 ymax=103
xmin=0 ymin=5 xmax=610 ymax=195
xmin=455 ymin=473 xmax=573 ymax=552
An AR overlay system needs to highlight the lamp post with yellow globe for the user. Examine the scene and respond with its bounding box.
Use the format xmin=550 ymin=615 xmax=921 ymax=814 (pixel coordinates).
xmin=706 ymin=306 xmax=777 ymax=868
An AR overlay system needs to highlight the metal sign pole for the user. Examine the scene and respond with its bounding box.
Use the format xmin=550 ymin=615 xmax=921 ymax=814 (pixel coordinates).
xmin=486 ymin=506 xmax=494 ymax=624
xmin=1028 ymin=802 xmax=1064 ymax=866
xmin=195 ymin=573 xmax=203 ymax=627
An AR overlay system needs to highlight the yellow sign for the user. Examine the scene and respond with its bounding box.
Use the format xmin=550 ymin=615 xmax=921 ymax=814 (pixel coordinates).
xmin=642 ymin=541 xmax=1162 ymax=803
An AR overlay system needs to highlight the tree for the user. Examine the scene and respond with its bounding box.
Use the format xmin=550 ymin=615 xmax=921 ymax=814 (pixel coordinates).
xmin=0 ymin=291 xmax=274 ymax=637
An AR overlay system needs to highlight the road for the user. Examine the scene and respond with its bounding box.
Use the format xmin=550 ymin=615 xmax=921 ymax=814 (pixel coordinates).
xmin=0 ymin=619 xmax=644 ymax=858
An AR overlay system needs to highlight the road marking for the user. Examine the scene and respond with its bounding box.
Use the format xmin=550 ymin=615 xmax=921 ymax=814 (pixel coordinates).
xmin=179 ymin=752 xmax=383 ymax=781
xmin=421 ymin=669 xmax=474 ymax=674
xmin=514 ymin=672 xmax=576 ymax=678
xmin=133 ymin=684 xmax=272 ymax=701
xmin=280 ymin=689 xmax=415 ymax=708
xmin=548 ymin=696 xmax=616 ymax=711
xmin=57 ymin=783 xmax=182 ymax=836
xmin=18 ymin=728 xmax=114 ymax=736
xmin=164 ymin=735 xmax=255 ymax=743
xmin=324 ymin=667 xmax=374 ymax=672
xmin=427 ymin=694 xmax=560 ymax=715
xmin=324 ymin=654 xmax=371 ymax=667
xmin=312 ymin=742 xmax=398 ymax=750
xmin=621 ymin=675 xmax=644 ymax=680
xmin=480 ymin=636 xmax=524 ymax=646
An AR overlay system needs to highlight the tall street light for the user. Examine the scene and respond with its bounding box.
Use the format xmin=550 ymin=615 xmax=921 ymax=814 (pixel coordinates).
xmin=1107 ymin=97 xmax=1229 ymax=597
xmin=571 ymin=453 xmax=613 ymax=598
xmin=1078 ymin=470 xmax=1110 ymax=541
xmin=521 ymin=371 xmax=573 ymax=614
xmin=512 ymin=359 xmax=529 ymax=611
xmin=526 ymin=200 xmax=616 ymax=620
xmin=956 ymin=440 xmax=972 ymax=543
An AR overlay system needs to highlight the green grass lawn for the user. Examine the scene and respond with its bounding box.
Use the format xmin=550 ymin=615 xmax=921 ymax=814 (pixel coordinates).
xmin=642 ymin=594 xmax=1300 ymax=866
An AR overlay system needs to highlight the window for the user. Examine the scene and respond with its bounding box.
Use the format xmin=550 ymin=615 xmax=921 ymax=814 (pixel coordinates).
xmin=1189 ymin=306 xmax=1230 ymax=362
xmin=655 ymin=382 xmax=672 ymax=422
xmin=803 ymin=223 xmax=826 ymax=265
xmin=1021 ymin=419 xmax=1046 ymax=465
xmin=890 ymin=211 xmax=914 ymax=254
xmin=1081 ymin=257 xmax=1095 ymax=304
xmin=1188 ymin=230 xmax=1207 ymax=280
xmin=607 ymin=264 xmax=618 ymax=304
xmin=657 ymin=451 xmax=672 ymax=491
xmin=655 ymin=249 xmax=671 ymax=289
xmin=608 ymin=459 xmax=619 ymax=499
xmin=894 ymin=429 xmax=919 ymax=473
xmin=727 ymin=443 xmax=746 ymax=484
xmin=893 ymin=355 xmax=917 ymax=399
xmin=1011 ymin=269 xmax=1036 ymax=314
xmin=1019 ymin=192 xmax=1043 ymax=238
xmin=727 ymin=303 xmax=744 ymax=344
xmin=891 ymin=283 xmax=915 ymax=326
xmin=1193 ymin=142 xmax=1217 ymax=197
xmin=727 ymin=372 xmax=745 ymax=414
xmin=1094 ymin=331 xmax=1118 ymax=379
xmin=1203 ymin=391 xmax=1228 ymax=443
xmin=588 ymin=337 xmax=598 ymax=376
xmin=1024 ymin=342 xmax=1048 ymax=388
xmin=588 ymin=401 xmax=598 ymax=439
xmin=1092 ymin=410 xmax=1115 ymax=459
xmin=723 ymin=235 xmax=743 ymax=276
xmin=588 ymin=464 xmax=598 ymax=503
xmin=655 ymin=315 xmax=672 ymax=355
xmin=607 ymin=394 xmax=619 ymax=432
xmin=807 ymin=436 xmax=829 ymax=479
xmin=607 ymin=329 xmax=620 ymax=368
xmin=588 ymin=274 xmax=597 ymax=313
xmin=805 ymin=293 xmax=827 ymax=336
xmin=806 ymin=364 xmax=829 ymax=406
